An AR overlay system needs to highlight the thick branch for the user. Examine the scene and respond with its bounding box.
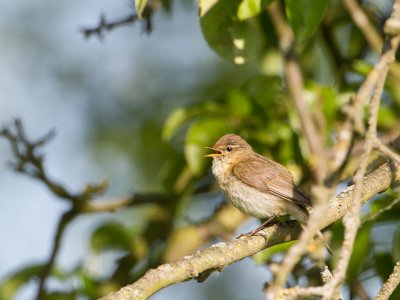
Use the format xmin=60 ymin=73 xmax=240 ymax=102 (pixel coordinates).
xmin=100 ymin=161 xmax=400 ymax=300
xmin=375 ymin=262 xmax=400 ymax=300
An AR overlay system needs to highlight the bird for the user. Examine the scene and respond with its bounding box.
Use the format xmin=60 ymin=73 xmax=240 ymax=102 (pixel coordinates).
xmin=206 ymin=133 xmax=331 ymax=254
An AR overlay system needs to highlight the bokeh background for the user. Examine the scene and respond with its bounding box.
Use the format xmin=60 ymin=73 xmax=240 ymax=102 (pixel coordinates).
xmin=0 ymin=1 xmax=267 ymax=299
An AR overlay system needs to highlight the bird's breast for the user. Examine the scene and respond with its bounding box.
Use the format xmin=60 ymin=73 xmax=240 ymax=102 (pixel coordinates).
xmin=221 ymin=174 xmax=288 ymax=219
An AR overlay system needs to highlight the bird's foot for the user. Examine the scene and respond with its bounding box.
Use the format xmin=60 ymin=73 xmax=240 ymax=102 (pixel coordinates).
xmin=236 ymin=220 xmax=278 ymax=239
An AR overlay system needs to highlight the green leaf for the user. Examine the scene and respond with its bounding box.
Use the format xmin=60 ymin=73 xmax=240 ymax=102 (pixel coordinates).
xmin=90 ymin=222 xmax=132 ymax=253
xmin=285 ymin=0 xmax=330 ymax=41
xmin=253 ymin=240 xmax=295 ymax=263
xmin=45 ymin=292 xmax=77 ymax=300
xmin=374 ymin=253 xmax=394 ymax=281
xmin=0 ymin=264 xmax=44 ymax=300
xmin=199 ymin=0 xmax=219 ymax=17
xmin=237 ymin=0 xmax=275 ymax=20
xmin=226 ymin=89 xmax=253 ymax=117
xmin=346 ymin=224 xmax=371 ymax=283
xmin=163 ymin=108 xmax=191 ymax=141
xmin=135 ymin=0 xmax=148 ymax=19
xmin=200 ymin=0 xmax=261 ymax=64
xmin=378 ymin=105 xmax=399 ymax=129
xmin=162 ymin=102 xmax=222 ymax=141
xmin=185 ymin=117 xmax=230 ymax=175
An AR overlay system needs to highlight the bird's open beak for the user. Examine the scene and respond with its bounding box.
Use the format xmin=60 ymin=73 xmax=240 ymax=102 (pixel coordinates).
xmin=205 ymin=147 xmax=222 ymax=158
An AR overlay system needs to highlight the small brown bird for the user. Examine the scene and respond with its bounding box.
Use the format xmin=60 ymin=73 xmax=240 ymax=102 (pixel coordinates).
xmin=206 ymin=134 xmax=331 ymax=253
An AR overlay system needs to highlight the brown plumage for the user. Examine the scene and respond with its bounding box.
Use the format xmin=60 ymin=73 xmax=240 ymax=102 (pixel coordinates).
xmin=206 ymin=133 xmax=331 ymax=254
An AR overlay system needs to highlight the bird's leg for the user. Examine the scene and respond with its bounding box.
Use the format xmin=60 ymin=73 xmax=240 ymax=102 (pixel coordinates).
xmin=236 ymin=214 xmax=278 ymax=239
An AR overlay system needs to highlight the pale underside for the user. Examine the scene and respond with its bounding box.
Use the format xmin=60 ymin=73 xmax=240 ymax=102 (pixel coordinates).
xmin=211 ymin=157 xmax=308 ymax=225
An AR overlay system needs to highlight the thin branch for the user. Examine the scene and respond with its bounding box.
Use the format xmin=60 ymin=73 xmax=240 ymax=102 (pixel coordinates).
xmin=1 ymin=120 xmax=126 ymax=298
xmin=80 ymin=2 xmax=158 ymax=40
xmin=265 ymin=3 xmax=336 ymax=296
xmin=323 ymin=1 xmax=400 ymax=298
xmin=35 ymin=209 xmax=76 ymax=300
xmin=375 ymin=262 xmax=400 ymax=300
xmin=267 ymin=1 xmax=327 ymax=184
xmin=275 ymin=266 xmax=342 ymax=300
xmin=373 ymin=137 xmax=400 ymax=165
xmin=276 ymin=286 xmax=325 ymax=299
xmin=362 ymin=197 xmax=400 ymax=224
xmin=99 ymin=161 xmax=400 ymax=300
xmin=343 ymin=0 xmax=400 ymax=88
xmin=343 ymin=0 xmax=383 ymax=53
xmin=80 ymin=13 xmax=140 ymax=40
xmin=0 ymin=119 xmax=80 ymax=203
xmin=82 ymin=193 xmax=169 ymax=213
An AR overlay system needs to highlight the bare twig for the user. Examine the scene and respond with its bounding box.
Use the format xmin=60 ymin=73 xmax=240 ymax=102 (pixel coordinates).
xmin=265 ymin=3 xmax=336 ymax=296
xmin=0 ymin=120 xmax=82 ymax=203
xmin=0 ymin=120 xmax=124 ymax=299
xmin=342 ymin=0 xmax=400 ymax=86
xmin=82 ymin=193 xmax=168 ymax=213
xmin=80 ymin=2 xmax=158 ymax=41
xmin=80 ymin=13 xmax=141 ymax=40
xmin=267 ymin=1 xmax=327 ymax=184
xmin=275 ymin=286 xmax=325 ymax=299
xmin=323 ymin=2 xmax=400 ymax=298
xmin=35 ymin=209 xmax=76 ymax=300
xmin=343 ymin=0 xmax=383 ymax=53
xmin=375 ymin=262 xmax=400 ymax=300
xmin=362 ymin=197 xmax=400 ymax=224
xmin=373 ymin=137 xmax=400 ymax=165
xmin=99 ymin=161 xmax=400 ymax=300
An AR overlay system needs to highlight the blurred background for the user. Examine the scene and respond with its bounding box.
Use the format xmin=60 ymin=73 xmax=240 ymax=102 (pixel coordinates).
xmin=0 ymin=0 xmax=267 ymax=299
xmin=1 ymin=0 xmax=399 ymax=299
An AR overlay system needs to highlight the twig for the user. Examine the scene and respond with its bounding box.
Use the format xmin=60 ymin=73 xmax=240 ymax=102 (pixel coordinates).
xmin=82 ymin=193 xmax=169 ymax=213
xmin=35 ymin=209 xmax=76 ymax=300
xmin=267 ymin=1 xmax=327 ymax=184
xmin=275 ymin=266 xmax=341 ymax=300
xmin=0 ymin=120 xmax=81 ymax=202
xmin=375 ymin=262 xmax=400 ymax=300
xmin=80 ymin=5 xmax=156 ymax=41
xmin=362 ymin=197 xmax=400 ymax=224
xmin=265 ymin=3 xmax=335 ymax=296
xmin=343 ymin=0 xmax=383 ymax=53
xmin=99 ymin=161 xmax=400 ymax=300
xmin=323 ymin=1 xmax=400 ymax=298
xmin=276 ymin=286 xmax=325 ymax=299
xmin=373 ymin=137 xmax=400 ymax=165
xmin=342 ymin=0 xmax=400 ymax=87
xmin=0 ymin=120 xmax=121 ymax=298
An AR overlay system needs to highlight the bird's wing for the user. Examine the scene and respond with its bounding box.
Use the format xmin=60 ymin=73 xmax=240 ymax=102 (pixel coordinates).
xmin=232 ymin=156 xmax=312 ymax=209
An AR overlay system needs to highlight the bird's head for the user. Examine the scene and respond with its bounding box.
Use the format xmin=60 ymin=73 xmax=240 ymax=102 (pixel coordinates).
xmin=205 ymin=134 xmax=253 ymax=165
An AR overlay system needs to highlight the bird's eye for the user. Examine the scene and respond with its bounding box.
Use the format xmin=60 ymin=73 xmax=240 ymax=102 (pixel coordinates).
xmin=226 ymin=146 xmax=232 ymax=152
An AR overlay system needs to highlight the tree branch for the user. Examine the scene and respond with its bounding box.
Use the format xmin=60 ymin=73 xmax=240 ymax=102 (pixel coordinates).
xmin=267 ymin=1 xmax=327 ymax=183
xmin=342 ymin=0 xmax=383 ymax=53
xmin=99 ymin=161 xmax=400 ymax=300
xmin=375 ymin=262 xmax=400 ymax=300
xmin=80 ymin=3 xmax=158 ymax=40
xmin=35 ymin=209 xmax=76 ymax=300
xmin=323 ymin=1 xmax=400 ymax=298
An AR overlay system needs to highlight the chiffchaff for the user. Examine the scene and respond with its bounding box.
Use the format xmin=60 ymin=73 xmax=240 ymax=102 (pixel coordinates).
xmin=206 ymin=134 xmax=331 ymax=254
